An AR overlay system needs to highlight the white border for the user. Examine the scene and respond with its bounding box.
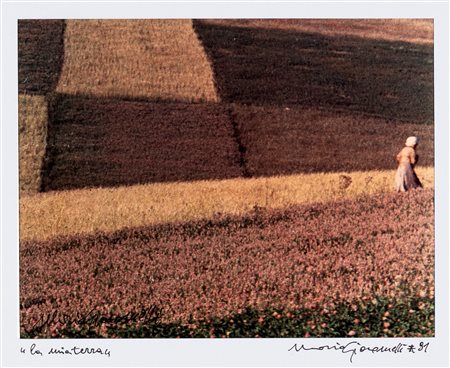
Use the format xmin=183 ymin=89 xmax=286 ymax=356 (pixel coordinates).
xmin=1 ymin=1 xmax=449 ymax=367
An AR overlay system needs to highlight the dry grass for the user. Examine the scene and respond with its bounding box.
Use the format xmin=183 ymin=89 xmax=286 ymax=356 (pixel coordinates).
xmin=56 ymin=19 xmax=218 ymax=102
xmin=19 ymin=95 xmax=48 ymax=194
xmin=20 ymin=167 xmax=433 ymax=242
xmin=201 ymin=19 xmax=433 ymax=45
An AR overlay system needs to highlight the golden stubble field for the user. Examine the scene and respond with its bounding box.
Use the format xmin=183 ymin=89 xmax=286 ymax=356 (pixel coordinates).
xmin=19 ymin=94 xmax=48 ymax=194
xmin=20 ymin=167 xmax=434 ymax=242
xmin=56 ymin=19 xmax=219 ymax=102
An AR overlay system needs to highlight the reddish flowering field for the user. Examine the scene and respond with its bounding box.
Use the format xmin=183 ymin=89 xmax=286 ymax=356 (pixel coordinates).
xmin=20 ymin=188 xmax=434 ymax=338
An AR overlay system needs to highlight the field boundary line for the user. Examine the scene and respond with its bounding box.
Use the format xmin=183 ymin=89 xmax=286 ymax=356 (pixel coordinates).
xmin=227 ymin=105 xmax=251 ymax=178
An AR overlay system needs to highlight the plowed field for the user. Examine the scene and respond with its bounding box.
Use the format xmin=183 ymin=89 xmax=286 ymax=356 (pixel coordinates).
xmin=195 ymin=20 xmax=434 ymax=124
xmin=41 ymin=95 xmax=242 ymax=191
xmin=232 ymin=105 xmax=433 ymax=176
xmin=18 ymin=20 xmax=65 ymax=95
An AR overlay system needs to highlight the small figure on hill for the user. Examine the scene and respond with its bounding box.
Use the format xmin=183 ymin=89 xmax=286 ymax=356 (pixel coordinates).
xmin=395 ymin=136 xmax=423 ymax=192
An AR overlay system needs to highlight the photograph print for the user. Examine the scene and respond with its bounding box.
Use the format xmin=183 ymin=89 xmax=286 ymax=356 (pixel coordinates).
xmin=19 ymin=19 xmax=434 ymax=339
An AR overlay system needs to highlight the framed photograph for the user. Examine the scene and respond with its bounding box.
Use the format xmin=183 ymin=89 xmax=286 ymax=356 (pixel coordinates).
xmin=2 ymin=0 xmax=449 ymax=366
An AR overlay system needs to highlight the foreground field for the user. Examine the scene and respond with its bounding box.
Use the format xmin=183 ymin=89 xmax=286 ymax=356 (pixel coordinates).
xmin=20 ymin=167 xmax=433 ymax=242
xmin=20 ymin=189 xmax=434 ymax=338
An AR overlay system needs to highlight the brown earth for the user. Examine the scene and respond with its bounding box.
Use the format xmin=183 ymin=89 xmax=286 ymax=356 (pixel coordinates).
xmin=194 ymin=20 xmax=434 ymax=124
xmin=200 ymin=19 xmax=433 ymax=45
xmin=232 ymin=105 xmax=434 ymax=177
xmin=18 ymin=20 xmax=65 ymax=95
xmin=41 ymin=95 xmax=242 ymax=191
xmin=40 ymin=97 xmax=433 ymax=190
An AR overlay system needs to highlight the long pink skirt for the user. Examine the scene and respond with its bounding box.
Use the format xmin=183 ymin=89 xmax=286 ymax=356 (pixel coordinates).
xmin=395 ymin=163 xmax=423 ymax=192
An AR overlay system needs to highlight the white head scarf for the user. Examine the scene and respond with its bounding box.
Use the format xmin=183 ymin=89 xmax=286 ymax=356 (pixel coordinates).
xmin=405 ymin=136 xmax=418 ymax=147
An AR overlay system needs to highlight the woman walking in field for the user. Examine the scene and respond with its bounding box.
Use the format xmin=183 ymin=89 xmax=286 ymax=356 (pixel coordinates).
xmin=395 ymin=136 xmax=423 ymax=192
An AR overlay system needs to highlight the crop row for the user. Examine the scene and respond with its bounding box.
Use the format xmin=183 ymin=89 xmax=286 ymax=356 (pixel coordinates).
xmin=20 ymin=188 xmax=434 ymax=337
xmin=194 ymin=20 xmax=434 ymax=124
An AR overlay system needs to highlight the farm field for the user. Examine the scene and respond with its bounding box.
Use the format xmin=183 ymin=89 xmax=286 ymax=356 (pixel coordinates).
xmin=18 ymin=20 xmax=65 ymax=95
xmin=18 ymin=19 xmax=435 ymax=338
xmin=19 ymin=95 xmax=48 ymax=194
xmin=38 ymin=96 xmax=434 ymax=190
xmin=232 ymin=105 xmax=433 ymax=176
xmin=56 ymin=20 xmax=218 ymax=102
xmin=20 ymin=188 xmax=434 ymax=338
xmin=41 ymin=95 xmax=242 ymax=191
xmin=18 ymin=19 xmax=434 ymax=191
xmin=194 ymin=19 xmax=434 ymax=123
xmin=199 ymin=19 xmax=433 ymax=45
xmin=20 ymin=167 xmax=433 ymax=242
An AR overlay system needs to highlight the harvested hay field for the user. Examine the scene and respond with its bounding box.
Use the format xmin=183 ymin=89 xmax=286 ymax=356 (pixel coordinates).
xmin=200 ymin=19 xmax=433 ymax=45
xmin=194 ymin=20 xmax=434 ymax=123
xmin=20 ymin=167 xmax=433 ymax=242
xmin=232 ymin=105 xmax=434 ymax=177
xmin=18 ymin=20 xmax=65 ymax=95
xmin=56 ymin=19 xmax=219 ymax=102
xmin=20 ymin=188 xmax=434 ymax=338
xmin=41 ymin=95 xmax=242 ymax=191
xmin=19 ymin=95 xmax=48 ymax=194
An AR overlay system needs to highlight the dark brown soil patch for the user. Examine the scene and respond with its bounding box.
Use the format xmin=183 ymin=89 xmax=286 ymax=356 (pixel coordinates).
xmin=18 ymin=20 xmax=65 ymax=95
xmin=41 ymin=95 xmax=242 ymax=191
xmin=232 ymin=105 xmax=434 ymax=176
xmin=194 ymin=21 xmax=434 ymax=124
